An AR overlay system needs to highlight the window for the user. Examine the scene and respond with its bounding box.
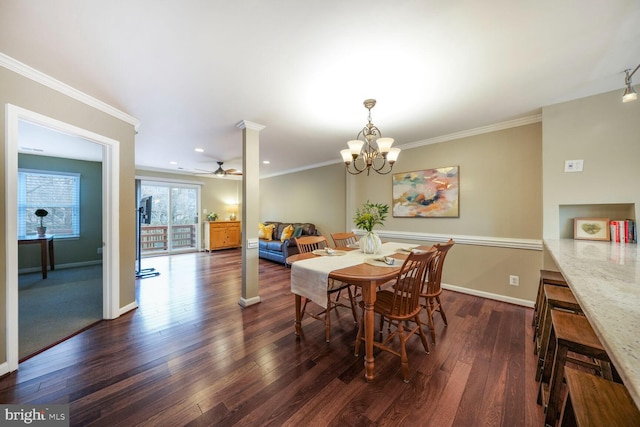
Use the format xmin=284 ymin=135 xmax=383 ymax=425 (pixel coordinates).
xmin=18 ymin=169 xmax=81 ymax=238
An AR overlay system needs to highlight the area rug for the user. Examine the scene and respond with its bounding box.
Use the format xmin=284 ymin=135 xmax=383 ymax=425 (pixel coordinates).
xmin=18 ymin=265 xmax=102 ymax=359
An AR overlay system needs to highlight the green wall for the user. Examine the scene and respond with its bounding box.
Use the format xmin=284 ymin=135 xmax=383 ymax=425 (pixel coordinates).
xmin=18 ymin=154 xmax=103 ymax=270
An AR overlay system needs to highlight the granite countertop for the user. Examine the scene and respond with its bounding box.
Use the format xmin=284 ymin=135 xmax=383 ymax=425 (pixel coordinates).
xmin=544 ymin=238 xmax=640 ymax=409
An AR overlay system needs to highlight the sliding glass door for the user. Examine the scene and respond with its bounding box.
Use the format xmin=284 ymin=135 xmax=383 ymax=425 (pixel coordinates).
xmin=139 ymin=181 xmax=200 ymax=255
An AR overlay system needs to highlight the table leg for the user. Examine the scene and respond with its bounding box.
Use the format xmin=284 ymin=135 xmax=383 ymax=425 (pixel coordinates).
xmin=294 ymin=294 xmax=302 ymax=336
xmin=48 ymin=238 xmax=55 ymax=271
xmin=363 ymin=281 xmax=376 ymax=381
xmin=40 ymin=240 xmax=47 ymax=279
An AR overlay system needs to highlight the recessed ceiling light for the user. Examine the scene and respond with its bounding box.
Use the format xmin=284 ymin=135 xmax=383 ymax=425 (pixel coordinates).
xmin=194 ymin=148 xmax=204 ymax=153
xmin=263 ymin=160 xmax=270 ymax=164
xmin=169 ymin=161 xmax=178 ymax=165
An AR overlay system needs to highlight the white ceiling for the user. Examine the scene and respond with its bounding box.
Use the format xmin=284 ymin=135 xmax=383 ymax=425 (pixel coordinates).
xmin=1 ymin=1 xmax=639 ymax=177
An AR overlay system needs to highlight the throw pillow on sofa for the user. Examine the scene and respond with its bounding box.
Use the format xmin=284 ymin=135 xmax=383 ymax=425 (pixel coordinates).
xmin=292 ymin=225 xmax=304 ymax=238
xmin=259 ymin=223 xmax=275 ymax=241
xmin=281 ymin=224 xmax=295 ymax=242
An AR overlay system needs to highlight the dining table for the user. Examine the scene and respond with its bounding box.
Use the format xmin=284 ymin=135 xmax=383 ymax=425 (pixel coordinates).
xmin=288 ymin=241 xmax=429 ymax=381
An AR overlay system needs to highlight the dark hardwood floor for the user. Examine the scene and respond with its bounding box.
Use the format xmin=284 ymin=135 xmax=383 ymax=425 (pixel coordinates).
xmin=0 ymin=250 xmax=544 ymax=426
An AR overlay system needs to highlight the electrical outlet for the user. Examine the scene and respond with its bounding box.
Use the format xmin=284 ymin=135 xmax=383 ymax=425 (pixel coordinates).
xmin=564 ymin=160 xmax=584 ymax=172
xmin=509 ymin=275 xmax=519 ymax=286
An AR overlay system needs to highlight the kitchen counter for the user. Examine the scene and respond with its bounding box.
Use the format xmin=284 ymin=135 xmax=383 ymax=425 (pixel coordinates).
xmin=544 ymin=238 xmax=640 ymax=408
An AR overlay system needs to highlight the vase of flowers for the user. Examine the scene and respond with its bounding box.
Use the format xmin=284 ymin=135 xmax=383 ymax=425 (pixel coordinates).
xmin=207 ymin=212 xmax=219 ymax=221
xmin=354 ymin=201 xmax=389 ymax=254
xmin=35 ymin=208 xmax=48 ymax=236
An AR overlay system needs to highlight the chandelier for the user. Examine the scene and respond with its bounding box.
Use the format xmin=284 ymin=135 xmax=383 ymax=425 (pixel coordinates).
xmin=340 ymin=99 xmax=400 ymax=175
xmin=622 ymin=64 xmax=639 ymax=103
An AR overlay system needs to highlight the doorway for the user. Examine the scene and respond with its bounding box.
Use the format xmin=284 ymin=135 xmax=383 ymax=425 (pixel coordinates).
xmin=5 ymin=104 xmax=121 ymax=372
xmin=17 ymin=121 xmax=104 ymax=360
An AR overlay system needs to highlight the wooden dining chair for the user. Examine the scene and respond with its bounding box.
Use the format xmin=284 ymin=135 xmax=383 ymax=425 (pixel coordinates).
xmin=295 ymin=235 xmax=328 ymax=253
xmin=355 ymin=247 xmax=437 ymax=382
xmin=294 ymin=235 xmax=358 ymax=342
xmin=330 ymin=232 xmax=357 ymax=248
xmin=420 ymin=239 xmax=455 ymax=344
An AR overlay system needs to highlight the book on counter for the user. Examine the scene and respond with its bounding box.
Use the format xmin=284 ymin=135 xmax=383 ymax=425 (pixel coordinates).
xmin=609 ymin=219 xmax=637 ymax=243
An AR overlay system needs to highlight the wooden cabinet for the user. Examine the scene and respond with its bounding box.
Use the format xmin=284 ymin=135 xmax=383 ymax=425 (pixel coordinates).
xmin=204 ymin=221 xmax=241 ymax=251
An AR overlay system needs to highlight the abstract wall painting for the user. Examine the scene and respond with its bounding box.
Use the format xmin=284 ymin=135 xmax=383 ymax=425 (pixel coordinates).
xmin=392 ymin=166 xmax=459 ymax=218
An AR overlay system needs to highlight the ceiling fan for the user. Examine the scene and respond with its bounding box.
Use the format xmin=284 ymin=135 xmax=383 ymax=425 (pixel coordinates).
xmin=196 ymin=161 xmax=242 ymax=177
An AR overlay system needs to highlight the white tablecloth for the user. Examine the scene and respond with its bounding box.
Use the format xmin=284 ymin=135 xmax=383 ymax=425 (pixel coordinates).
xmin=290 ymin=242 xmax=411 ymax=308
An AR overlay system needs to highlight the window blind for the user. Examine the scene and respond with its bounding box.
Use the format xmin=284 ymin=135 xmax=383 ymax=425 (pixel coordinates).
xmin=18 ymin=169 xmax=81 ymax=238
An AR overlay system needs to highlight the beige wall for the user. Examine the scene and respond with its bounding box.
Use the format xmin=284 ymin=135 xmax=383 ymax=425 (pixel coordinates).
xmin=1 ymin=66 xmax=137 ymax=363
xmin=542 ymin=89 xmax=640 ymax=239
xmin=353 ymin=123 xmax=543 ymax=239
xmin=353 ymin=123 xmax=543 ymax=303
xmin=260 ymin=163 xmax=347 ymax=238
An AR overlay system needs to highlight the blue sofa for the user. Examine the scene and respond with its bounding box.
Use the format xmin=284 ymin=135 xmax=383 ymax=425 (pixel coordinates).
xmin=258 ymin=222 xmax=318 ymax=265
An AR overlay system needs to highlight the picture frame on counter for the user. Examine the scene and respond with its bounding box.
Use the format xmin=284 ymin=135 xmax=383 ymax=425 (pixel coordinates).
xmin=573 ymin=217 xmax=610 ymax=241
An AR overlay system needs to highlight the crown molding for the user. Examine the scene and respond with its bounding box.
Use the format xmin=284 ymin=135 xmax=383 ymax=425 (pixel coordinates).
xmin=0 ymin=52 xmax=140 ymax=130
xmin=236 ymin=120 xmax=266 ymax=131
xmin=260 ymin=114 xmax=543 ymax=179
xmin=399 ymin=114 xmax=542 ymax=151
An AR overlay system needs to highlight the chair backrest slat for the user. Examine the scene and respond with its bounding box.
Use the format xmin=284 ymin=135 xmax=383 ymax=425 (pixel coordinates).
xmin=389 ymin=248 xmax=437 ymax=318
xmin=295 ymin=235 xmax=328 ymax=254
xmin=331 ymin=232 xmax=357 ymax=248
xmin=423 ymin=239 xmax=454 ymax=296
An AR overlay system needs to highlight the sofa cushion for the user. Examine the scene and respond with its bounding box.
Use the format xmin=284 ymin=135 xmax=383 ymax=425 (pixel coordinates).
xmin=264 ymin=240 xmax=286 ymax=251
xmin=275 ymin=222 xmax=291 ymax=240
xmin=295 ymin=223 xmax=317 ymax=236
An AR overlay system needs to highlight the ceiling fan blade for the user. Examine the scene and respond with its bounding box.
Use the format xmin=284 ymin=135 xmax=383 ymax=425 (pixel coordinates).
xmin=196 ymin=161 xmax=241 ymax=176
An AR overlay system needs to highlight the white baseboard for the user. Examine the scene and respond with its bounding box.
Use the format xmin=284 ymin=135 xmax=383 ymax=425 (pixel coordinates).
xmin=238 ymin=296 xmax=261 ymax=307
xmin=119 ymin=301 xmax=139 ymax=316
xmin=0 ymin=361 xmax=9 ymax=377
xmin=18 ymin=259 xmax=102 ymax=275
xmin=443 ymin=283 xmax=534 ymax=308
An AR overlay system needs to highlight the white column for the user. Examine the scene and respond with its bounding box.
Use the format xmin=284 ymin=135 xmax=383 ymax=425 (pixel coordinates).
xmin=236 ymin=120 xmax=265 ymax=307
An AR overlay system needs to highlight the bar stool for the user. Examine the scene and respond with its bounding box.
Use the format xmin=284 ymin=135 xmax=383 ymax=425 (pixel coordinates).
xmin=560 ymin=367 xmax=640 ymax=427
xmin=532 ymin=270 xmax=567 ymax=334
xmin=535 ymin=285 xmax=582 ymax=380
xmin=538 ymin=310 xmax=612 ymax=427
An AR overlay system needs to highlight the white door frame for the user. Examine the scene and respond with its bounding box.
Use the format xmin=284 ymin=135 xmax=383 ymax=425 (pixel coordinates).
xmin=4 ymin=104 xmax=121 ymax=372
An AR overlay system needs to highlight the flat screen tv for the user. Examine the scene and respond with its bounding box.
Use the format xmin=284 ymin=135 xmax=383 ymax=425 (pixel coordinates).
xmin=139 ymin=196 xmax=152 ymax=224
